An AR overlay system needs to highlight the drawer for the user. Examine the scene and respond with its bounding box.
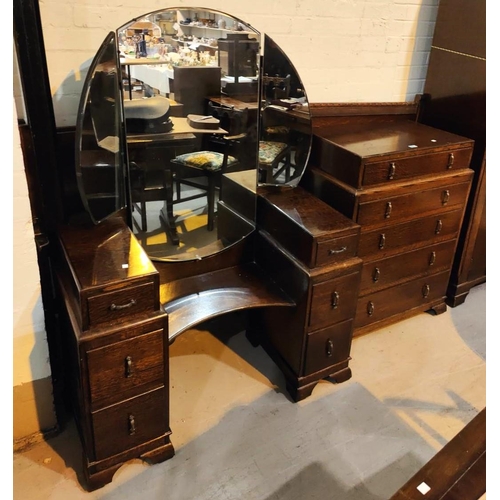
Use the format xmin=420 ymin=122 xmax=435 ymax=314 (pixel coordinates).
xmin=304 ymin=320 xmax=353 ymax=376
xmin=354 ymin=270 xmax=449 ymax=329
xmin=359 ymin=240 xmax=456 ymax=294
xmin=92 ymin=387 xmax=167 ymax=461
xmin=315 ymin=233 xmax=359 ymax=267
xmin=357 ymin=181 xmax=471 ymax=226
xmin=87 ymin=328 xmax=165 ymax=411
xmin=358 ymin=208 xmax=463 ymax=258
xmin=87 ymin=281 xmax=156 ymax=327
xmin=362 ymin=148 xmax=472 ymax=187
xmin=309 ymin=271 xmax=360 ymax=330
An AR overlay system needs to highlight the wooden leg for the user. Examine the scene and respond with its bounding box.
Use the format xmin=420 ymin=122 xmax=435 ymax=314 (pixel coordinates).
xmin=428 ymin=302 xmax=447 ymax=315
xmin=329 ymin=367 xmax=352 ymax=384
xmin=286 ymin=380 xmax=317 ymax=402
xmin=207 ymin=176 xmax=216 ymax=231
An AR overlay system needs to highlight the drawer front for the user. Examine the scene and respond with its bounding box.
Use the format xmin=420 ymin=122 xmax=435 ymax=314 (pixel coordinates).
xmin=359 ymin=240 xmax=456 ymax=294
xmin=304 ymin=320 xmax=353 ymax=376
xmin=87 ymin=281 xmax=156 ymax=327
xmin=357 ymin=181 xmax=470 ymax=226
xmin=358 ymin=208 xmax=463 ymax=258
xmin=362 ymin=148 xmax=471 ymax=186
xmin=354 ymin=271 xmax=449 ymax=328
xmin=92 ymin=387 xmax=167 ymax=461
xmin=87 ymin=329 xmax=165 ymax=411
xmin=315 ymin=233 xmax=359 ymax=267
xmin=309 ymin=272 xmax=360 ymax=330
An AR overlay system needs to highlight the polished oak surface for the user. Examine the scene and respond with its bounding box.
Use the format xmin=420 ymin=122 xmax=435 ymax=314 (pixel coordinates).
xmin=390 ymin=408 xmax=486 ymax=500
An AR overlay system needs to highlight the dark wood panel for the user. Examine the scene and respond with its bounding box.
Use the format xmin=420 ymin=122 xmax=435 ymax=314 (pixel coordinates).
xmin=390 ymin=408 xmax=486 ymax=500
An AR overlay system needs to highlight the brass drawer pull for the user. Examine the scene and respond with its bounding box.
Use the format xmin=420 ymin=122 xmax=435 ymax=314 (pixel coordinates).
xmin=385 ymin=202 xmax=393 ymax=219
xmin=379 ymin=234 xmax=386 ymax=249
xmin=388 ymin=162 xmax=396 ymax=180
xmin=125 ymin=356 xmax=133 ymax=377
xmin=429 ymin=251 xmax=436 ymax=266
xmin=372 ymin=267 xmax=380 ymax=282
xmin=367 ymin=301 xmax=375 ymax=316
xmin=128 ymin=414 xmax=136 ymax=435
xmin=328 ymin=246 xmax=347 ymax=255
xmin=331 ymin=291 xmax=340 ymax=309
xmin=435 ymin=220 xmax=443 ymax=234
xmin=442 ymin=190 xmax=450 ymax=204
xmin=447 ymin=153 xmax=455 ymax=169
xmin=422 ymin=284 xmax=430 ymax=298
xmin=326 ymin=339 xmax=334 ymax=357
xmin=109 ymin=299 xmax=137 ymax=311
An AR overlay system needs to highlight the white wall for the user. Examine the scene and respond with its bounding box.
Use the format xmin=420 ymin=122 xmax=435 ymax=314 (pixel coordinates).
xmin=38 ymin=0 xmax=440 ymax=127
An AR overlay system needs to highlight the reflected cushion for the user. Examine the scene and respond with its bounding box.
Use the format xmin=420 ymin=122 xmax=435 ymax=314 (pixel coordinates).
xmin=259 ymin=141 xmax=288 ymax=165
xmin=173 ymin=151 xmax=238 ymax=171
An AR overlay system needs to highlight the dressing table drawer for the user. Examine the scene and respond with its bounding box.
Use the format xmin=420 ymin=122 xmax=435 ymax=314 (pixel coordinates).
xmin=315 ymin=234 xmax=358 ymax=267
xmin=359 ymin=240 xmax=456 ymax=294
xmin=354 ymin=270 xmax=450 ymax=329
xmin=92 ymin=387 xmax=167 ymax=461
xmin=87 ymin=328 xmax=165 ymax=411
xmin=304 ymin=320 xmax=353 ymax=376
xmin=87 ymin=281 xmax=156 ymax=327
xmin=357 ymin=208 xmax=463 ymax=258
xmin=362 ymin=147 xmax=472 ymax=187
xmin=309 ymin=272 xmax=360 ymax=330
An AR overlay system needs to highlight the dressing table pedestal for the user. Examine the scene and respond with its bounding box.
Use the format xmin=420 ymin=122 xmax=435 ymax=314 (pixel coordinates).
xmin=255 ymin=186 xmax=362 ymax=401
xmin=54 ymin=218 xmax=173 ymax=491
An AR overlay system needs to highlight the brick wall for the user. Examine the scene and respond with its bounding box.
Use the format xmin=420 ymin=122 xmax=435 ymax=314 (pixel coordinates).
xmin=38 ymin=0 xmax=439 ymax=126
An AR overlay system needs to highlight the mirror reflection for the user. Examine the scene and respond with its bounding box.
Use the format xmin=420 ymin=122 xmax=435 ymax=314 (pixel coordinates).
xmin=75 ymin=8 xmax=314 ymax=261
xmin=258 ymin=35 xmax=312 ymax=186
xmin=117 ymin=9 xmax=260 ymax=261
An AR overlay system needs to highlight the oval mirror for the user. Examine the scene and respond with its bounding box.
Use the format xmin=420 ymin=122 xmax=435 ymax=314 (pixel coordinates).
xmin=75 ymin=8 xmax=313 ymax=262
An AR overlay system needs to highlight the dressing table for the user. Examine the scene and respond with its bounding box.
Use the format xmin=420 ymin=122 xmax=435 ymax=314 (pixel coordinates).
xmin=14 ymin=4 xmax=475 ymax=493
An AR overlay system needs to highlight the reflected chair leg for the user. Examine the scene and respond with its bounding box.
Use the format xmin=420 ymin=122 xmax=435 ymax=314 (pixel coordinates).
xmin=141 ymin=201 xmax=147 ymax=232
xmin=159 ymin=169 xmax=180 ymax=245
xmin=207 ymin=175 xmax=216 ymax=231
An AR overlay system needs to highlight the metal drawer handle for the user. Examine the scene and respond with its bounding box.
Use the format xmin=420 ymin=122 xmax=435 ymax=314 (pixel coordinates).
xmin=447 ymin=153 xmax=455 ymax=169
xmin=328 ymin=246 xmax=347 ymax=255
xmin=367 ymin=301 xmax=375 ymax=316
xmin=388 ymin=162 xmax=396 ymax=180
xmin=429 ymin=251 xmax=436 ymax=266
xmin=442 ymin=190 xmax=450 ymax=204
xmin=373 ymin=267 xmax=380 ymax=282
xmin=379 ymin=233 xmax=386 ymax=249
xmin=422 ymin=284 xmax=430 ymax=298
xmin=128 ymin=414 xmax=136 ymax=435
xmin=385 ymin=202 xmax=393 ymax=219
xmin=110 ymin=299 xmax=137 ymax=311
xmin=125 ymin=356 xmax=133 ymax=377
xmin=331 ymin=291 xmax=340 ymax=309
xmin=326 ymin=339 xmax=334 ymax=357
xmin=435 ymin=220 xmax=443 ymax=234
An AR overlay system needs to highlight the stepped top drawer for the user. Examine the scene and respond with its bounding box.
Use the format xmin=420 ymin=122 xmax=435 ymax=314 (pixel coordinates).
xmin=86 ymin=280 xmax=157 ymax=329
xmin=312 ymin=120 xmax=473 ymax=189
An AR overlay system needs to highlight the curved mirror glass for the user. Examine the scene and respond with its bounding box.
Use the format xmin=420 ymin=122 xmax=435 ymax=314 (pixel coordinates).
xmin=117 ymin=9 xmax=260 ymax=261
xmin=75 ymin=33 xmax=127 ymax=224
xmin=259 ymin=35 xmax=312 ymax=187
xmin=76 ymin=8 xmax=313 ymax=261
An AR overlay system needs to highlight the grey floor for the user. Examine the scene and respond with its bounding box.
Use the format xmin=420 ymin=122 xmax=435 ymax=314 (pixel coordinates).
xmin=13 ymin=283 xmax=486 ymax=500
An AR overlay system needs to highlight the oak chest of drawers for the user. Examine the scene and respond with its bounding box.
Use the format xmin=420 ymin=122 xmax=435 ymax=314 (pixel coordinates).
xmin=54 ymin=218 xmax=173 ymax=491
xmin=301 ymin=120 xmax=474 ymax=336
xmin=255 ymin=186 xmax=362 ymax=400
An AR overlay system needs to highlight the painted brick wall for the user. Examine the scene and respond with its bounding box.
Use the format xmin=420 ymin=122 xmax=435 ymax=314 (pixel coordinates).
xmin=38 ymin=0 xmax=440 ymax=127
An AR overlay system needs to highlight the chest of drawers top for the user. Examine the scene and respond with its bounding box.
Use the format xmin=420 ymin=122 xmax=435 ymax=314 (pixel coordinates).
xmin=311 ymin=120 xmax=474 ymax=189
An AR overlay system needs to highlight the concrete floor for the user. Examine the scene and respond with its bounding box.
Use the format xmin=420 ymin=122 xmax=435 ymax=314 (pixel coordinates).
xmin=13 ymin=283 xmax=486 ymax=500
